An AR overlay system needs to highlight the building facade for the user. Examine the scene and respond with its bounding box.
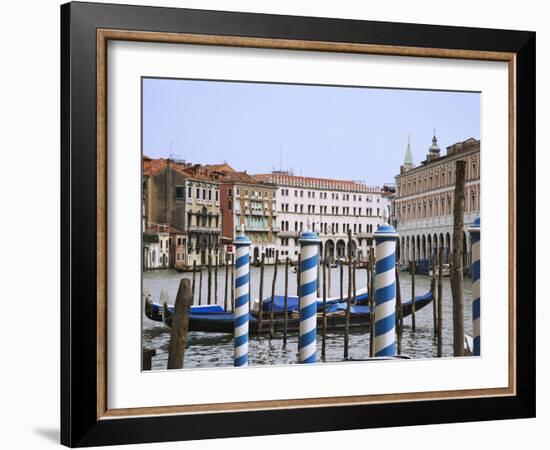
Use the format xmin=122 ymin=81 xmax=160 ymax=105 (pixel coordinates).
xmin=143 ymin=158 xmax=222 ymax=267
xmin=394 ymin=135 xmax=480 ymax=265
xmin=255 ymin=172 xmax=388 ymax=262
xmin=201 ymin=164 xmax=278 ymax=265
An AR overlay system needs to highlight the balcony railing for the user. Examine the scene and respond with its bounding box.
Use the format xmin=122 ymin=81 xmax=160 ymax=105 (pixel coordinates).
xmin=187 ymin=225 xmax=221 ymax=233
xmin=278 ymin=230 xmax=299 ymax=238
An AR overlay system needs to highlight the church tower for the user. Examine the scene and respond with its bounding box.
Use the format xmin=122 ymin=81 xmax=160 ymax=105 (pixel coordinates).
xmin=400 ymin=134 xmax=416 ymax=174
xmin=426 ymin=129 xmax=441 ymax=162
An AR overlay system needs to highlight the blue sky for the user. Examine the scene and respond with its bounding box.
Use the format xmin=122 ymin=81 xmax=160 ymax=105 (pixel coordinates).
xmin=143 ymin=78 xmax=480 ymax=186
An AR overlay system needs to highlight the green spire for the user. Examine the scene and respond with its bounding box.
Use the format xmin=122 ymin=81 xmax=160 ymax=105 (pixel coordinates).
xmin=404 ymin=134 xmax=414 ymax=166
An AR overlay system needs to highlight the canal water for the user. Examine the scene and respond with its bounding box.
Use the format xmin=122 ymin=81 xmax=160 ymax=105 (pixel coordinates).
xmin=143 ymin=265 xmax=473 ymax=370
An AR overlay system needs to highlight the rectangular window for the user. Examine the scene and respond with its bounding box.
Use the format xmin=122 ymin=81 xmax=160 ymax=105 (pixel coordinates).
xmin=175 ymin=186 xmax=184 ymax=200
xmin=188 ymin=186 xmax=192 ymax=198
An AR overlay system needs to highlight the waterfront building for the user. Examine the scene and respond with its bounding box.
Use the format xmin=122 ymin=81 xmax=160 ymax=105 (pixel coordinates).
xmin=197 ymin=164 xmax=278 ymax=265
xmin=143 ymin=223 xmax=170 ymax=269
xmin=394 ymin=134 xmax=480 ymax=265
xmin=254 ymin=172 xmax=388 ymax=262
xmin=143 ymin=158 xmax=221 ymax=267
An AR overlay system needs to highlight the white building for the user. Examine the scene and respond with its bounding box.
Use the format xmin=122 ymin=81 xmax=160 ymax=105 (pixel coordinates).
xmin=254 ymin=172 xmax=388 ymax=262
xmin=144 ymin=224 xmax=170 ymax=269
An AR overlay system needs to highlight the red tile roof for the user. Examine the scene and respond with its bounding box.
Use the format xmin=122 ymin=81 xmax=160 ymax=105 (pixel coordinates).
xmin=254 ymin=173 xmax=380 ymax=193
xmin=146 ymin=223 xmax=184 ymax=235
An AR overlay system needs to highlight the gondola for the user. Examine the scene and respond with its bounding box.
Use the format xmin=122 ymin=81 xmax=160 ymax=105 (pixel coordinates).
xmin=144 ymin=288 xmax=432 ymax=334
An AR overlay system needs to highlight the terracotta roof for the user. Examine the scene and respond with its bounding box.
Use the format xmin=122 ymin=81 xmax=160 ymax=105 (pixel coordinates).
xmin=143 ymin=158 xmax=268 ymax=186
xmin=146 ymin=223 xmax=184 ymax=235
xmin=254 ymin=173 xmax=380 ymax=193
xmin=143 ymin=158 xmax=194 ymax=179
xmin=185 ymin=163 xmax=263 ymax=185
xmin=143 ymin=158 xmax=167 ymax=176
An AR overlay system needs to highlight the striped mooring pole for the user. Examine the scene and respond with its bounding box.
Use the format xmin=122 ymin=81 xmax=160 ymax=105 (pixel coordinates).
xmin=373 ymin=222 xmax=399 ymax=357
xmin=468 ymin=217 xmax=480 ymax=356
xmin=233 ymin=229 xmax=251 ymax=367
xmin=298 ymin=229 xmax=321 ymax=364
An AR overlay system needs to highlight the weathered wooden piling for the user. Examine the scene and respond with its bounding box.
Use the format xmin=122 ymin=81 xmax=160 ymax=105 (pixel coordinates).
xmin=257 ymin=253 xmax=266 ymax=336
xmin=410 ymin=253 xmax=416 ymax=332
xmin=344 ymin=229 xmax=352 ymax=360
xmin=317 ymin=247 xmax=321 ymax=297
xmin=451 ymin=160 xmax=466 ymax=357
xmin=369 ymin=251 xmax=375 ymax=358
xmin=191 ymin=260 xmax=197 ymax=305
xmin=327 ymin=257 xmax=332 ymax=297
xmin=437 ymin=246 xmax=444 ymax=357
xmin=167 ymin=278 xmax=193 ymax=369
xmin=231 ymin=253 xmax=235 ymax=311
xmin=339 ymin=258 xmax=344 ymax=303
xmin=322 ymin=258 xmax=328 ymax=361
xmin=198 ymin=263 xmax=203 ymax=305
xmin=297 ymin=254 xmax=301 ymax=296
xmin=142 ymin=348 xmax=156 ymax=371
xmin=395 ymin=264 xmax=403 ymax=355
xmin=214 ymin=253 xmax=219 ymax=306
xmin=431 ymin=253 xmax=437 ymax=335
xmin=353 ymin=260 xmax=357 ymax=302
xmin=224 ymin=253 xmax=229 ymax=311
xmin=283 ymin=257 xmax=289 ymax=348
xmin=207 ymin=255 xmax=212 ymax=305
xmin=269 ymin=250 xmax=280 ymax=339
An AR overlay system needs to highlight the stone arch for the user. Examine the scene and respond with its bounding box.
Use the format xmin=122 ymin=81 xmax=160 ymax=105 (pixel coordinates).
xmin=420 ymin=234 xmax=426 ymax=259
xmin=445 ymin=232 xmax=451 ymax=263
xmin=336 ymin=239 xmax=346 ymax=259
xmin=325 ymin=239 xmax=335 ymax=261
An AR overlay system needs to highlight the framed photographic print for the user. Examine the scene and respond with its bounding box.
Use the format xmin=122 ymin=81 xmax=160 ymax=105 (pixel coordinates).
xmin=61 ymin=1 xmax=536 ymax=447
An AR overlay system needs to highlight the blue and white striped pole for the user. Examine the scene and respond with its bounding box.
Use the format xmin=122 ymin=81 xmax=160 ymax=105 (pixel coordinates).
xmin=373 ymin=223 xmax=399 ymax=356
xmin=233 ymin=229 xmax=251 ymax=367
xmin=468 ymin=217 xmax=480 ymax=356
xmin=298 ymin=229 xmax=321 ymax=363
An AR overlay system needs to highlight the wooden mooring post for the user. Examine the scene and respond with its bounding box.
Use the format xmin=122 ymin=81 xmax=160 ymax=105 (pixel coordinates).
xmin=410 ymin=254 xmax=416 ymax=332
xmin=224 ymin=253 xmax=229 ymax=311
xmin=327 ymin=256 xmax=332 ymax=297
xmin=207 ymin=255 xmax=212 ymax=305
xmin=142 ymin=348 xmax=156 ymax=371
xmin=344 ymin=229 xmax=352 ymax=360
xmin=395 ymin=264 xmax=403 ymax=355
xmin=283 ymin=257 xmax=289 ymax=348
xmin=167 ymin=278 xmax=193 ymax=369
xmin=257 ymin=253 xmax=266 ymax=336
xmin=198 ymin=262 xmax=203 ymax=305
xmin=431 ymin=253 xmax=438 ymax=335
xmin=451 ymin=159 xmax=466 ymax=357
xmin=322 ymin=258 xmax=328 ymax=361
xmin=339 ymin=258 xmax=344 ymax=303
xmin=269 ymin=250 xmax=280 ymax=339
xmin=191 ymin=260 xmax=197 ymax=305
xmin=437 ymin=246 xmax=444 ymax=357
xmin=369 ymin=251 xmax=375 ymax=358
xmin=214 ymin=253 xmax=218 ymax=306
xmin=231 ymin=253 xmax=235 ymax=311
